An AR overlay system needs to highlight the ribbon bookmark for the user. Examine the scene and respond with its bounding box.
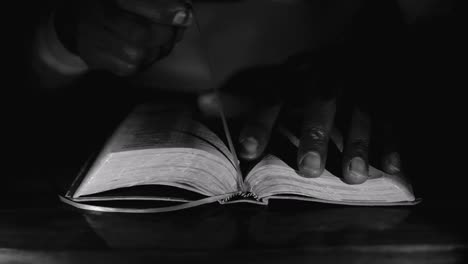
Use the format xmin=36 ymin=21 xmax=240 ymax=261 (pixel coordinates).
xmin=192 ymin=10 xmax=245 ymax=191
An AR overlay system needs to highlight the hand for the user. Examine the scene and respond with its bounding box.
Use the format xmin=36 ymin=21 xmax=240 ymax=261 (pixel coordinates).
xmin=199 ymin=53 xmax=404 ymax=185
xmin=54 ymin=0 xmax=193 ymax=76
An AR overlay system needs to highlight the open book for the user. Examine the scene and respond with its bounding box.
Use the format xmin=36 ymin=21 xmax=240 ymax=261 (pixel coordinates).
xmin=60 ymin=103 xmax=419 ymax=213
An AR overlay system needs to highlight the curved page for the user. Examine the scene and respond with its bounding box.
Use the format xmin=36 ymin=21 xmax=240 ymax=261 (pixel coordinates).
xmin=71 ymin=104 xmax=237 ymax=199
xmin=245 ymin=155 xmax=415 ymax=204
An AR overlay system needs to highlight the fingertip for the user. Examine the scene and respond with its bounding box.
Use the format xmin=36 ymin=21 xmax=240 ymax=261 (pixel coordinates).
xmin=382 ymin=152 xmax=402 ymax=175
xmin=239 ymin=137 xmax=261 ymax=160
xmin=343 ymin=171 xmax=368 ymax=185
xmin=298 ymin=151 xmax=323 ymax=178
xmin=197 ymin=93 xmax=219 ymax=116
xmin=299 ymin=168 xmax=323 ymax=178
xmin=343 ymin=157 xmax=368 ymax=184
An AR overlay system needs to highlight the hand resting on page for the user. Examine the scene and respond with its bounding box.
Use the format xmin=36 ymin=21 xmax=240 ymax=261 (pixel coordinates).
xmin=198 ymin=52 xmax=405 ymax=185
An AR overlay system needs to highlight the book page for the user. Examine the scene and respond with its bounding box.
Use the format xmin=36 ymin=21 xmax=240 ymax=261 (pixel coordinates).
xmin=72 ymin=104 xmax=238 ymax=198
xmin=105 ymin=104 xmax=235 ymax=165
xmin=245 ymin=155 xmax=415 ymax=203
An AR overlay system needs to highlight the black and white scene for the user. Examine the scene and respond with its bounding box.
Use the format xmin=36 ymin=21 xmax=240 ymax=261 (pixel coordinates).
xmin=1 ymin=0 xmax=467 ymax=263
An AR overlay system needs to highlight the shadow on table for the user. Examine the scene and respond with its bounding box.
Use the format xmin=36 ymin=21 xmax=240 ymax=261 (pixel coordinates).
xmin=83 ymin=206 xmax=239 ymax=249
xmin=83 ymin=204 xmax=419 ymax=250
xmin=248 ymin=206 xmax=411 ymax=247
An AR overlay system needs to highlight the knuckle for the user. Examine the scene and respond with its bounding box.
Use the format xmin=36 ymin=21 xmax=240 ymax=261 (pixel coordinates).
xmin=345 ymin=138 xmax=369 ymax=160
xmin=303 ymin=126 xmax=329 ymax=143
xmin=349 ymin=138 xmax=369 ymax=151
xmin=299 ymin=126 xmax=329 ymax=155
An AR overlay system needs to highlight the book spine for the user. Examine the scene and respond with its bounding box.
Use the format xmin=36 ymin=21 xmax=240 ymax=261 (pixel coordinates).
xmin=220 ymin=192 xmax=260 ymax=203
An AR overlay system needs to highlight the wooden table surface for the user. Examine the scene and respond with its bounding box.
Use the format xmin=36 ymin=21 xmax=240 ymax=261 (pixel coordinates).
xmin=1 ymin=173 xmax=467 ymax=264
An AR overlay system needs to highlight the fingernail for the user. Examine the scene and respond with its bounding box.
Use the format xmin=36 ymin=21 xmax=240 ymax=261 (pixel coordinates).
xmin=240 ymin=137 xmax=259 ymax=159
xmin=172 ymin=10 xmax=192 ymax=26
xmin=300 ymin=151 xmax=322 ymax=178
xmin=346 ymin=157 xmax=368 ymax=184
xmin=350 ymin=157 xmax=366 ymax=174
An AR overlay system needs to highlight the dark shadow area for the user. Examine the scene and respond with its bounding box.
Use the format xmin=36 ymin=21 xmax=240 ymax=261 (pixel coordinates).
xmin=2 ymin=0 xmax=467 ymax=263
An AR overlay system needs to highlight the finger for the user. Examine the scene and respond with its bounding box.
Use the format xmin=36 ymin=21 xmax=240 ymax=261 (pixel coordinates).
xmin=116 ymin=0 xmax=193 ymax=26
xmin=342 ymin=108 xmax=371 ymax=184
xmin=97 ymin=8 xmax=150 ymax=45
xmin=382 ymin=152 xmax=402 ymax=175
xmin=83 ymin=48 xmax=138 ymax=76
xmin=138 ymin=23 xmax=176 ymax=67
xmin=239 ymin=104 xmax=281 ymax=160
xmin=298 ymin=98 xmax=336 ymax=178
xmin=100 ymin=8 xmax=176 ymax=48
xmin=278 ymin=124 xmax=343 ymax=152
xmin=379 ymin=123 xmax=402 ymax=175
xmin=79 ymin=24 xmax=146 ymax=66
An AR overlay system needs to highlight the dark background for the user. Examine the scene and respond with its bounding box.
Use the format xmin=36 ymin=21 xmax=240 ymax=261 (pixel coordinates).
xmin=0 ymin=1 xmax=467 ymax=263
xmin=2 ymin=0 xmax=467 ymax=208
